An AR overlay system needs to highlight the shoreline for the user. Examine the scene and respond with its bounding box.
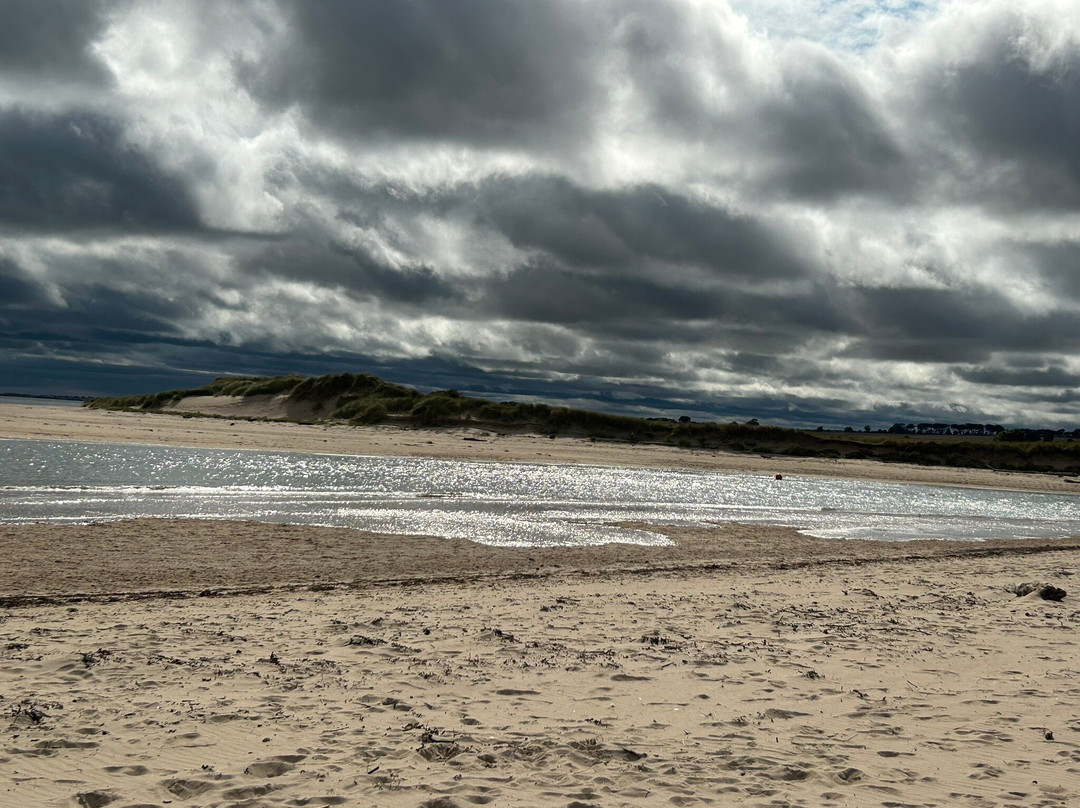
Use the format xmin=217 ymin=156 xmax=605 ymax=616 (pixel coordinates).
xmin=3 ymin=517 xmax=1079 ymax=605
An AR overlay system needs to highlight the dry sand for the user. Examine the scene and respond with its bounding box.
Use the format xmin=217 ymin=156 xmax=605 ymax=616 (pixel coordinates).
xmin=3 ymin=402 xmax=1080 ymax=806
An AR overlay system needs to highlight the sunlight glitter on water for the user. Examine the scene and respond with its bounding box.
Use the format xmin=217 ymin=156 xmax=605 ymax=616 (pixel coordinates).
xmin=3 ymin=439 xmax=1080 ymax=546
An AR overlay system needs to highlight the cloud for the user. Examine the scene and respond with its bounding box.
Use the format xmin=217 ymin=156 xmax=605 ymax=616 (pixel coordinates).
xmin=1021 ymin=239 xmax=1080 ymax=299
xmin=0 ymin=255 xmax=49 ymax=308
xmin=0 ymin=109 xmax=201 ymax=231
xmin=238 ymin=0 xmax=608 ymax=148
xmin=753 ymin=43 xmax=910 ymax=199
xmin=729 ymin=0 xmax=940 ymax=51
xmin=3 ymin=0 xmax=1080 ymax=428
xmin=0 ymin=0 xmax=113 ymax=88
xmin=958 ymin=363 xmax=1080 ymax=388
xmin=897 ymin=0 xmax=1080 ymax=209
xmin=243 ymin=234 xmax=461 ymax=306
xmin=471 ymin=176 xmax=811 ymax=276
xmin=618 ymin=6 xmax=910 ymax=200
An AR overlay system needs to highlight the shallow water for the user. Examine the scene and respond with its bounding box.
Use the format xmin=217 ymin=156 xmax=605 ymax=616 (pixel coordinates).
xmin=3 ymin=438 xmax=1080 ymax=546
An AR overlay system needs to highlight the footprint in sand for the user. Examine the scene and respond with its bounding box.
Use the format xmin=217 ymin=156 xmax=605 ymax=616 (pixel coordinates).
xmin=222 ymin=783 xmax=280 ymax=799
xmin=16 ymin=738 xmax=100 ymax=756
xmin=768 ymin=765 xmax=812 ymax=781
xmin=968 ymin=763 xmax=1005 ymax=779
xmin=103 ymin=764 xmax=150 ymax=776
xmin=161 ymin=778 xmax=216 ymax=799
xmin=75 ymin=790 xmax=119 ymax=808
xmin=207 ymin=712 xmax=249 ymax=724
xmin=760 ymin=708 xmax=811 ymax=721
xmin=834 ymin=767 xmax=864 ymax=783
xmin=244 ymin=753 xmax=307 ymax=777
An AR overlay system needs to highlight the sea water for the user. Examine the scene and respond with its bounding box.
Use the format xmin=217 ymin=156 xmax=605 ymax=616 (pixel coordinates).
xmin=2 ymin=438 xmax=1080 ymax=546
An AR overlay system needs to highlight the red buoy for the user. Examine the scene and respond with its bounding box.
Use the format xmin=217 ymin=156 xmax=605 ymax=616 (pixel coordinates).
xmin=775 ymin=474 xmax=783 ymax=480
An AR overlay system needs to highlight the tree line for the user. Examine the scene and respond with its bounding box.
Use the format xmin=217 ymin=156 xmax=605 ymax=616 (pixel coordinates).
xmin=887 ymin=422 xmax=1080 ymax=442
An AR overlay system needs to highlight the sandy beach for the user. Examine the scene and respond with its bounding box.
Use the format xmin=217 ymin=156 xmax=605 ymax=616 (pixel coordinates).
xmin=3 ymin=403 xmax=1080 ymax=806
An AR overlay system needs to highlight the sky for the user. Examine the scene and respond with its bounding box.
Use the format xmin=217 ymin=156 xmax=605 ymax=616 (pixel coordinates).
xmin=1 ymin=0 xmax=1079 ymax=428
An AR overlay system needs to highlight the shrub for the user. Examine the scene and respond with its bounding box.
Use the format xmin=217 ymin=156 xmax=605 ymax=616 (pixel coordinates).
xmin=349 ymin=403 xmax=388 ymax=425
xmin=995 ymin=429 xmax=1032 ymax=443
xmin=240 ymin=376 xmax=305 ymax=397
xmin=410 ymin=393 xmax=469 ymax=425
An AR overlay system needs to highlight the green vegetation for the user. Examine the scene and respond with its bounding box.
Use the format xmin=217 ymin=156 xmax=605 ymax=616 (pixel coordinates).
xmin=85 ymin=375 xmax=302 ymax=411
xmin=87 ymin=372 xmax=1080 ymax=475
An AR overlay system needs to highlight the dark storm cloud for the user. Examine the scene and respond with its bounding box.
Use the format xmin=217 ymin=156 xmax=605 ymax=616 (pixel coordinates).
xmin=838 ymin=286 xmax=1008 ymax=363
xmin=1017 ymin=388 xmax=1080 ymax=406
xmin=0 ymin=353 xmax=212 ymax=398
xmin=0 ymin=109 xmax=201 ymax=232
xmin=274 ymin=171 xmax=871 ymax=361
xmin=725 ymin=351 xmax=783 ymax=376
xmin=239 ymin=0 xmax=604 ymax=145
xmin=324 ymin=173 xmax=811 ymax=281
xmin=615 ymin=2 xmax=751 ymax=130
xmin=911 ymin=11 xmax=1080 ymax=208
xmin=0 ymin=332 xmax=400 ymax=398
xmin=473 ymin=176 xmax=809 ymax=277
xmin=619 ymin=8 xmax=908 ymax=200
xmin=0 ymin=256 xmax=48 ymax=307
xmin=1019 ymin=240 xmax=1080 ymax=299
xmin=479 ymin=263 xmax=854 ymax=348
xmin=958 ymin=364 xmax=1080 ymax=388
xmin=1 ymin=276 xmax=192 ymax=343
xmin=850 ymin=286 xmax=1011 ymax=344
xmin=839 ymin=285 xmax=1080 ymax=362
xmin=0 ymin=0 xmax=112 ymax=85
xmin=755 ymin=46 xmax=909 ymax=199
xmin=482 ymin=259 xmax=718 ymax=325
xmin=273 ymin=172 xmax=822 ymax=333
xmin=0 ymin=249 xmax=243 ymax=382
xmin=244 ymin=235 xmax=460 ymax=306
xmin=325 ymin=241 xmax=458 ymax=304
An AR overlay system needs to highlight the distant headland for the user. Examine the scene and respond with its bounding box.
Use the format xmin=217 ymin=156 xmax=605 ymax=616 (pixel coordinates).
xmin=0 ymin=392 xmax=91 ymax=402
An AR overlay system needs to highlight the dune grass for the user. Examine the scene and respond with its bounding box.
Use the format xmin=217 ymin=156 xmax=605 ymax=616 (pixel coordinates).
xmin=87 ymin=373 xmax=1080 ymax=475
